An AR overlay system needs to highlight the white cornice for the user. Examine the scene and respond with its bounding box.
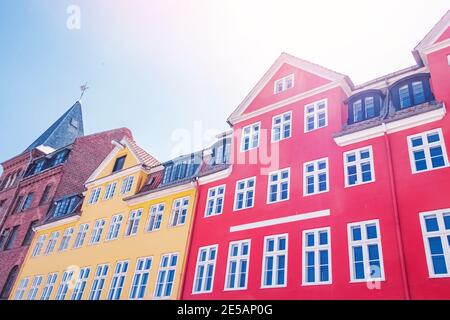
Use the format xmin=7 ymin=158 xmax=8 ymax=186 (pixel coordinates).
xmin=198 ymin=166 xmax=232 ymax=185
xmin=34 ymin=215 xmax=80 ymax=232
xmin=334 ymin=105 xmax=446 ymax=147
xmin=124 ymin=181 xmax=196 ymax=206
xmin=85 ymin=165 xmax=145 ymax=188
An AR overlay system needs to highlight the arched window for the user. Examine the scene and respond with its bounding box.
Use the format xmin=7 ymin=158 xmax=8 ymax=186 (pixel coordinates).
xmin=0 ymin=265 xmax=19 ymax=299
xmin=347 ymin=90 xmax=383 ymax=124
xmin=389 ymin=73 xmax=434 ymax=110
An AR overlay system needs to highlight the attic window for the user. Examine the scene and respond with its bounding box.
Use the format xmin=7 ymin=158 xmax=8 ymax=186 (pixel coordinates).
xmin=274 ymin=74 xmax=294 ymax=94
xmin=112 ymin=156 xmax=126 ymax=173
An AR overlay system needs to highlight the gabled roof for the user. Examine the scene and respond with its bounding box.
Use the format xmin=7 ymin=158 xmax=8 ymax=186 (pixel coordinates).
xmin=227 ymin=52 xmax=353 ymax=124
xmin=25 ymin=101 xmax=84 ymax=152
xmin=126 ymin=138 xmax=160 ymax=167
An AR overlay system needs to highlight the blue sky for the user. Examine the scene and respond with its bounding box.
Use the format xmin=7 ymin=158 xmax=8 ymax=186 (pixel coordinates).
xmin=0 ymin=1 xmax=448 ymax=168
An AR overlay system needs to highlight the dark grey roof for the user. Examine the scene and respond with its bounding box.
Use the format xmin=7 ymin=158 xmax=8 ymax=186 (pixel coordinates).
xmin=25 ymin=101 xmax=84 ymax=152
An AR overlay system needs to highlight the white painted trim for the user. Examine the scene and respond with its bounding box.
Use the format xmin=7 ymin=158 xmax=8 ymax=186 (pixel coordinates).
xmin=303 ymin=157 xmax=329 ymax=196
xmin=301 ymin=226 xmax=332 ymax=286
xmin=271 ymin=111 xmax=293 ymax=143
xmin=223 ymin=239 xmax=251 ymax=291
xmin=304 ymin=98 xmax=328 ymax=133
xmin=343 ymin=145 xmax=376 ymax=188
xmin=266 ymin=167 xmax=291 ymax=204
xmin=34 ymin=215 xmax=80 ymax=232
xmin=415 ymin=11 xmax=450 ymax=52
xmin=334 ymin=104 xmax=446 ymax=146
xmin=86 ymin=165 xmax=145 ymax=188
xmin=191 ymin=244 xmax=219 ymax=294
xmin=273 ymin=74 xmax=295 ymax=94
xmin=261 ymin=233 xmax=288 ymax=289
xmin=204 ymin=184 xmax=226 ymax=218
xmin=233 ymin=176 xmax=257 ymax=211
xmin=198 ymin=166 xmax=232 ymax=185
xmin=230 ymin=209 xmax=330 ymax=232
xmin=240 ymin=122 xmax=261 ymax=152
xmin=124 ymin=181 xmax=195 ymax=206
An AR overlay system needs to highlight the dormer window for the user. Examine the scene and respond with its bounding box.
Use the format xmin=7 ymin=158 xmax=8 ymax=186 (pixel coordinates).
xmin=347 ymin=90 xmax=382 ymax=125
xmin=390 ymin=73 xmax=433 ymax=110
xmin=53 ymin=151 xmax=67 ymax=166
xmin=274 ymin=74 xmax=294 ymax=94
xmin=112 ymin=156 xmax=126 ymax=173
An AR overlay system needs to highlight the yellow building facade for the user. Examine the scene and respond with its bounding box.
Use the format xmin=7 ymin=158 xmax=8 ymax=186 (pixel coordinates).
xmin=10 ymin=137 xmax=200 ymax=300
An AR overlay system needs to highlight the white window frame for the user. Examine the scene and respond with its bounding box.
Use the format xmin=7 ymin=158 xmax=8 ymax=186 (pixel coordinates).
xmin=271 ymin=111 xmax=292 ymax=143
xmin=32 ymin=234 xmax=47 ymax=257
xmin=192 ymin=245 xmax=218 ymax=294
xmin=304 ymin=98 xmax=328 ymax=132
xmin=147 ymin=203 xmax=165 ymax=232
xmin=120 ymin=176 xmax=134 ymax=194
xmin=44 ymin=231 xmax=60 ymax=255
xmin=204 ymin=185 xmax=226 ymax=217
xmin=261 ymin=233 xmax=288 ymax=288
xmin=419 ymin=209 xmax=450 ymax=278
xmin=169 ymin=197 xmax=190 ymax=227
xmin=58 ymin=227 xmax=74 ymax=252
xmin=347 ymin=219 xmax=385 ymax=283
xmin=88 ymin=187 xmax=102 ymax=204
xmin=303 ymin=157 xmax=329 ymax=196
xmin=233 ymin=177 xmax=256 ymax=211
xmin=55 ymin=270 xmax=74 ymax=300
xmin=89 ymin=219 xmax=106 ymax=245
xmin=106 ymin=214 xmax=123 ymax=241
xmin=129 ymin=256 xmax=153 ymax=300
xmin=88 ymin=264 xmax=109 ymax=300
xmin=104 ymin=182 xmax=117 ymax=200
xmin=266 ymin=168 xmax=290 ymax=204
xmin=73 ymin=223 xmax=89 ymax=248
xmin=14 ymin=277 xmax=29 ymax=300
xmin=40 ymin=273 xmax=58 ymax=300
xmin=240 ymin=122 xmax=261 ymax=152
xmin=153 ymin=253 xmax=178 ymax=299
xmin=27 ymin=275 xmax=43 ymax=300
xmin=224 ymin=239 xmax=251 ymax=291
xmin=344 ymin=145 xmax=375 ymax=188
xmin=125 ymin=209 xmax=142 ymax=236
xmin=108 ymin=260 xmax=129 ymax=300
xmin=273 ymin=74 xmax=294 ymax=94
xmin=71 ymin=267 xmax=91 ymax=300
xmin=407 ymin=128 xmax=449 ymax=174
xmin=302 ymin=227 xmax=332 ymax=286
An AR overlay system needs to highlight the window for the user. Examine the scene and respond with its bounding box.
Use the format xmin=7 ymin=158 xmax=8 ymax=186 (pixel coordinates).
xmin=408 ymin=129 xmax=449 ymax=173
xmin=53 ymin=196 xmax=80 ymax=218
xmin=108 ymin=260 xmax=129 ymax=300
xmin=89 ymin=219 xmax=105 ymax=245
xmin=169 ymin=197 xmax=189 ymax=227
xmin=106 ymin=214 xmax=123 ymax=240
xmin=162 ymin=154 xmax=200 ymax=184
xmin=394 ymin=76 xmax=433 ymax=109
xmin=412 ymin=81 xmax=425 ymax=105
xmin=129 ymin=257 xmax=152 ymax=299
xmin=344 ymin=146 xmax=375 ymax=187
xmin=399 ymin=84 xmax=411 ymax=108
xmin=53 ymin=151 xmax=67 ymax=166
xmin=147 ymin=203 xmax=165 ymax=232
xmin=240 ymin=122 xmax=260 ymax=152
xmin=302 ymin=227 xmax=331 ymax=285
xmin=234 ymin=177 xmax=256 ymax=211
xmin=125 ymin=209 xmax=143 ymax=236
xmin=39 ymin=184 xmax=52 ymax=205
xmin=304 ymin=158 xmax=329 ymax=195
xmin=73 ymin=223 xmax=89 ymax=248
xmin=120 ymin=176 xmax=134 ymax=194
xmin=274 ymin=74 xmax=294 ymax=93
xmin=365 ymin=97 xmax=375 ymax=118
xmin=348 ymin=220 xmax=384 ymax=282
xmin=212 ymin=138 xmax=231 ymax=165
xmin=88 ymin=187 xmax=102 ymax=205
xmin=267 ymin=168 xmax=290 ymax=203
xmin=34 ymin=160 xmax=45 ymax=174
xmin=205 ymin=185 xmax=225 ymax=217
xmin=13 ymin=278 xmax=29 ymax=300
xmin=353 ymin=100 xmax=363 ymax=123
xmin=40 ymin=273 xmax=58 ymax=300
xmin=89 ymin=264 xmax=109 ymax=300
xmin=55 ymin=270 xmax=74 ymax=300
xmin=31 ymin=235 xmax=47 ymax=257
xmin=0 ymin=228 xmax=9 ymax=249
xmin=44 ymin=231 xmax=59 ymax=255
xmin=1 ymin=266 xmax=18 ymax=299
xmin=71 ymin=267 xmax=91 ymax=300
xmin=419 ymin=210 xmax=450 ymax=277
xmin=112 ymin=156 xmax=126 ymax=173
xmin=262 ymin=234 xmax=287 ymax=288
xmin=21 ymin=192 xmax=34 ymax=211
xmin=225 ymin=240 xmax=250 ymax=290
xmin=304 ymin=99 xmax=327 ymax=132
xmin=272 ymin=111 xmax=292 ymax=142
xmin=4 ymin=226 xmax=19 ymax=250
xmin=193 ymin=245 xmax=218 ymax=294
xmin=58 ymin=227 xmax=74 ymax=251
xmin=154 ymin=253 xmax=178 ymax=299
xmin=27 ymin=275 xmax=43 ymax=300
xmin=13 ymin=195 xmax=24 ymax=213
xmin=22 ymin=220 xmax=39 ymax=246
xmin=104 ymin=182 xmax=117 ymax=200
xmin=348 ymin=93 xmax=382 ymax=124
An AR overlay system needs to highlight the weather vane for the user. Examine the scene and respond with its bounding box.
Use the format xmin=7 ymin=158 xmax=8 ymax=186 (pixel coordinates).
xmin=79 ymin=82 xmax=90 ymax=100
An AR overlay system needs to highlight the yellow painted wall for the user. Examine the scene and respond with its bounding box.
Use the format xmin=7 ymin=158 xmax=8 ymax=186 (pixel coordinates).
xmin=11 ymin=146 xmax=197 ymax=300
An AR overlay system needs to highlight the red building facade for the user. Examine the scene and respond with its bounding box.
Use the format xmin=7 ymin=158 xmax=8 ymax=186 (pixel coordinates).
xmin=181 ymin=12 xmax=450 ymax=299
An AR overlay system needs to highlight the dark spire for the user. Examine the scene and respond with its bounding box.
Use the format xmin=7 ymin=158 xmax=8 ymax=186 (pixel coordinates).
xmin=25 ymin=101 xmax=84 ymax=152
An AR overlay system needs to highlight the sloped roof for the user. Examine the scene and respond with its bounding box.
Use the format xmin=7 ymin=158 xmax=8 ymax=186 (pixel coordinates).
xmin=124 ymin=138 xmax=160 ymax=167
xmin=25 ymin=101 xmax=84 ymax=152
